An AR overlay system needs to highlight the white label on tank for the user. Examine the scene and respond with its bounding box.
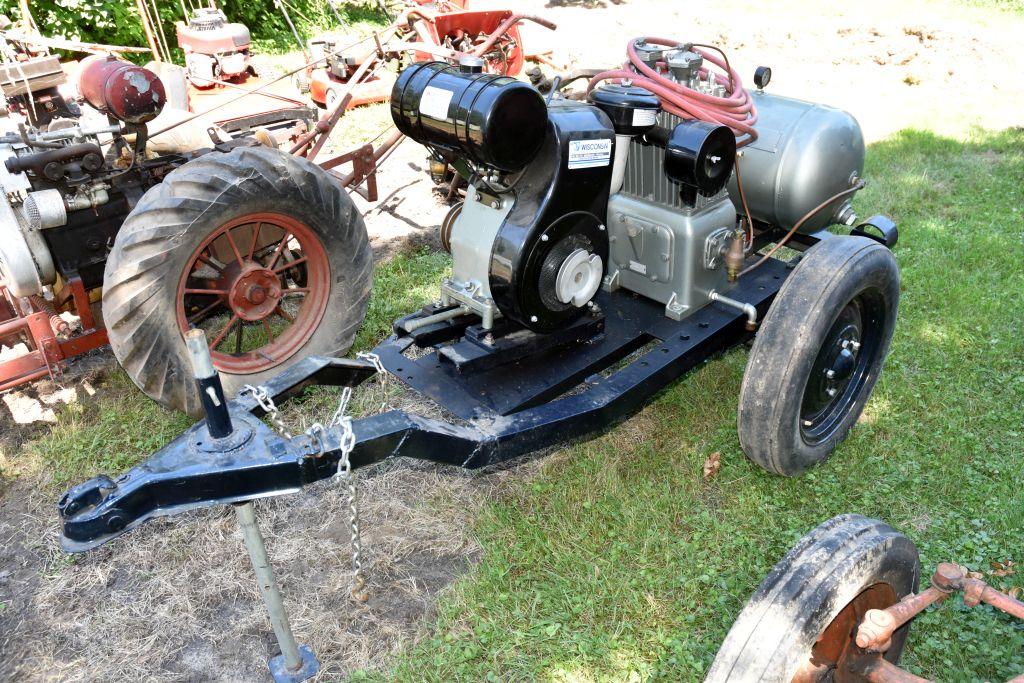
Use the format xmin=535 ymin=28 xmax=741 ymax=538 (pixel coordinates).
xmin=632 ymin=108 xmax=658 ymax=127
xmin=568 ymin=138 xmax=612 ymax=169
xmin=420 ymin=86 xmax=454 ymax=119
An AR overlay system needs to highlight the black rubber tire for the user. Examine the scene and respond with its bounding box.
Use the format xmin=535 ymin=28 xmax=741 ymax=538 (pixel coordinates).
xmin=705 ymin=514 xmax=920 ymax=682
xmin=737 ymin=236 xmax=899 ymax=476
xmin=102 ymin=146 xmax=372 ymax=415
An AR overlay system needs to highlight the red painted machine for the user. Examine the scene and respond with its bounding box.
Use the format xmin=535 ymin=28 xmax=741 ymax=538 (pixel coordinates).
xmin=300 ymin=1 xmax=554 ymax=109
xmin=304 ymin=38 xmax=395 ymax=110
xmin=0 ymin=9 xmax=553 ymax=405
xmin=175 ymin=7 xmax=253 ymax=89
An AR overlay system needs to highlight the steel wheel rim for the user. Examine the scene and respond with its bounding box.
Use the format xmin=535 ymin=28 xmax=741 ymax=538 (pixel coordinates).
xmin=792 ymin=583 xmax=896 ymax=682
xmin=800 ymin=288 xmax=886 ymax=445
xmin=176 ymin=211 xmax=330 ymax=374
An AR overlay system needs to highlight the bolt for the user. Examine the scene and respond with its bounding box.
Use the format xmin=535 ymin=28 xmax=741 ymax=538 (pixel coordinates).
xmin=598 ymin=224 xmax=606 ymax=231
xmin=855 ymin=608 xmax=895 ymax=650
xmin=541 ymin=234 xmax=549 ymax=242
xmin=826 ymin=369 xmax=836 ymax=379
xmin=530 ymin=315 xmax=538 ymax=323
xmin=827 ymin=388 xmax=838 ymax=397
xmin=490 ymin=201 xmax=499 ymax=209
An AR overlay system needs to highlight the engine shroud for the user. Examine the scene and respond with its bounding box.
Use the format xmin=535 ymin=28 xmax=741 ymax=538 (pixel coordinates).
xmin=440 ymin=100 xmax=615 ymax=332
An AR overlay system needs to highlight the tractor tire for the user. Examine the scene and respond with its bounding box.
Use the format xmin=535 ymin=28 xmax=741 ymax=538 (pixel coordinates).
xmin=737 ymin=236 xmax=899 ymax=476
xmin=103 ymin=145 xmax=372 ymax=416
xmin=705 ymin=514 xmax=920 ymax=682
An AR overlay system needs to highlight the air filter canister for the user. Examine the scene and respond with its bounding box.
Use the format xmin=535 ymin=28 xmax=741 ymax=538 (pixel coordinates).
xmin=390 ymin=61 xmax=548 ymax=172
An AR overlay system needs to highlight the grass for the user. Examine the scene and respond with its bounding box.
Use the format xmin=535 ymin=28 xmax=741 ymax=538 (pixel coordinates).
xmin=9 ymin=126 xmax=1023 ymax=680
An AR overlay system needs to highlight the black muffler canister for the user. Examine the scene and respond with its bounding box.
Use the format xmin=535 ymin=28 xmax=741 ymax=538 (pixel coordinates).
xmin=391 ymin=61 xmax=548 ymax=172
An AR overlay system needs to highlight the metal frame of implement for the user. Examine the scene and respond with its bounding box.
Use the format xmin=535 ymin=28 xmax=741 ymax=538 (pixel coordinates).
xmin=56 ymin=212 xmax=899 ymax=551
xmin=58 ymin=246 xmax=812 ymax=551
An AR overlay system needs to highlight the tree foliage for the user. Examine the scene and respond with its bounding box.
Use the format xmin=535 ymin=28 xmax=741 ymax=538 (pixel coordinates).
xmin=0 ymin=0 xmax=382 ymax=55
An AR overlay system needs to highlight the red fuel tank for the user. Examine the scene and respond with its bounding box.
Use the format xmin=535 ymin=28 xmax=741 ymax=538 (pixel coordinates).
xmin=78 ymin=55 xmax=166 ymax=125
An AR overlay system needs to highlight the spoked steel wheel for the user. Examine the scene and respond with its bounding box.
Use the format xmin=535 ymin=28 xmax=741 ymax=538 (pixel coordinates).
xmin=104 ymin=146 xmax=372 ymax=415
xmin=791 ymin=583 xmax=897 ymax=681
xmin=177 ymin=212 xmax=330 ymax=375
xmin=738 ymin=236 xmax=899 ymax=476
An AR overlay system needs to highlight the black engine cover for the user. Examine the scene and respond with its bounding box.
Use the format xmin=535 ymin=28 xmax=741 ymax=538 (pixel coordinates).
xmin=489 ymin=100 xmax=615 ymax=332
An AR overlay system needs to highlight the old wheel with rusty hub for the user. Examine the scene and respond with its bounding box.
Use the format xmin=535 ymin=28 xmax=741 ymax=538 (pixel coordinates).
xmin=176 ymin=212 xmax=330 ymax=375
xmin=104 ymin=146 xmax=372 ymax=416
xmin=706 ymin=514 xmax=919 ymax=682
xmin=792 ymin=583 xmax=897 ymax=681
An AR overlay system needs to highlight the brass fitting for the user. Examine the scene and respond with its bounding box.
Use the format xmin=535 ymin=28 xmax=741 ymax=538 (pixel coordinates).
xmin=725 ymin=227 xmax=746 ymax=282
xmin=428 ymin=158 xmax=448 ymax=184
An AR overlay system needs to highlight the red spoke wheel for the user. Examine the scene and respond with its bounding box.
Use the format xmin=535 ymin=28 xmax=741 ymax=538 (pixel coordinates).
xmin=103 ymin=146 xmax=371 ymax=415
xmin=175 ymin=212 xmax=330 ymax=374
xmin=706 ymin=514 xmax=920 ymax=682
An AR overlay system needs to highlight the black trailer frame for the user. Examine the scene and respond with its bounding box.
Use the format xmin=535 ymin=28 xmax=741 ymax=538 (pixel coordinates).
xmin=56 ymin=218 xmax=898 ymax=552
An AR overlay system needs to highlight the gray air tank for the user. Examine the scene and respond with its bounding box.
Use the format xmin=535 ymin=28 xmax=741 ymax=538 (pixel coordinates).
xmin=727 ymin=91 xmax=865 ymax=233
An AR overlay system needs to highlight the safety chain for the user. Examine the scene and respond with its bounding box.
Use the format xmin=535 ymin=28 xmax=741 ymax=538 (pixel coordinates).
xmin=307 ymin=386 xmax=367 ymax=603
xmin=356 ymin=350 xmax=386 ymax=375
xmin=241 ymin=384 xmax=292 ymax=438
xmin=241 ymin=352 xmax=390 ymax=604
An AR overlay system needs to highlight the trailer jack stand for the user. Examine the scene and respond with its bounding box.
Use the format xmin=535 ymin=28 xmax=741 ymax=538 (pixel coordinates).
xmin=237 ymin=501 xmax=321 ymax=683
xmin=187 ymin=331 xmax=320 ymax=683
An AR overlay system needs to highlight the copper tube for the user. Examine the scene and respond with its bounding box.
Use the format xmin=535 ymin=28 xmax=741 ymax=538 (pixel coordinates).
xmin=739 ymin=180 xmax=866 ymax=278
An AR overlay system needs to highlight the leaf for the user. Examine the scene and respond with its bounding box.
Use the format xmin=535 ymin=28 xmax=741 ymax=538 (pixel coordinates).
xmin=989 ymin=559 xmax=1015 ymax=577
xmin=1007 ymin=586 xmax=1022 ymax=599
xmin=703 ymin=452 xmax=722 ymax=480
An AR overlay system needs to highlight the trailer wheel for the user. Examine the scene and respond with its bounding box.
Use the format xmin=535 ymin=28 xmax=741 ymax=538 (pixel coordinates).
xmin=103 ymin=145 xmax=372 ymax=415
xmin=737 ymin=236 xmax=899 ymax=476
xmin=705 ymin=514 xmax=919 ymax=682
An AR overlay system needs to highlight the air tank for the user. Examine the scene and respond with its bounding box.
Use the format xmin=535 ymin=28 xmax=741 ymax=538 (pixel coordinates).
xmin=727 ymin=91 xmax=865 ymax=233
xmin=390 ymin=61 xmax=548 ymax=172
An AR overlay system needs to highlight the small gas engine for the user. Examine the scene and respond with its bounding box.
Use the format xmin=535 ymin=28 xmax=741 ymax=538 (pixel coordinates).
xmin=393 ymin=40 xmax=866 ymax=330
xmin=0 ymin=55 xmax=172 ymax=299
xmin=175 ymin=7 xmax=253 ymax=87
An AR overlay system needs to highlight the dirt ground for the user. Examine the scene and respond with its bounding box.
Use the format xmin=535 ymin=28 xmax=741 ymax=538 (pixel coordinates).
xmin=2 ymin=0 xmax=1023 ymax=680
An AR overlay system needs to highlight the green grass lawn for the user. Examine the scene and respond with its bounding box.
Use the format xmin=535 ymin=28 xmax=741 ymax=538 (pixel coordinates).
xmin=12 ymin=126 xmax=1024 ymax=681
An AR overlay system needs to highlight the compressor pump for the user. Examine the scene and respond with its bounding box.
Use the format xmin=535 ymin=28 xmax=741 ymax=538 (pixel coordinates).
xmin=392 ymin=38 xmax=868 ymax=332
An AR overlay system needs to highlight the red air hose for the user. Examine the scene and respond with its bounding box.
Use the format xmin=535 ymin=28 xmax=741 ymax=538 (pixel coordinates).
xmin=587 ymin=37 xmax=758 ymax=146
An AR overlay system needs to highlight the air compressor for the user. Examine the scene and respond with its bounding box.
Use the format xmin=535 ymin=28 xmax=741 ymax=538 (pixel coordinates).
xmin=392 ymin=41 xmax=874 ymax=336
xmin=59 ymin=37 xmax=901 ymax=595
